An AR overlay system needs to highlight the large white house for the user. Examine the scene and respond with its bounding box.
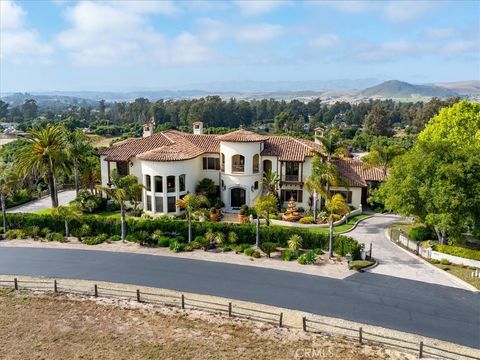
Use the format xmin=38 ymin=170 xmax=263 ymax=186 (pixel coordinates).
xmin=98 ymin=122 xmax=384 ymax=215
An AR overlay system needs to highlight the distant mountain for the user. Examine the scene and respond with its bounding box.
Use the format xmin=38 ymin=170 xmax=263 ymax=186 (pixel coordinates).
xmin=361 ymin=80 xmax=459 ymax=99
xmin=433 ymin=80 xmax=480 ymax=97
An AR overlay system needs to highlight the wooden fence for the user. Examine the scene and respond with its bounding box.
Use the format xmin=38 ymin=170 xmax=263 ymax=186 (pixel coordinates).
xmin=1 ymin=277 xmax=477 ymax=359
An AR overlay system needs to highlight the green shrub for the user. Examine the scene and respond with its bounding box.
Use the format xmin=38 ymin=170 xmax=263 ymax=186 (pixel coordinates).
xmin=252 ymin=250 xmax=261 ymax=258
xmin=46 ymin=232 xmax=64 ymax=242
xmin=429 ymin=259 xmax=440 ymax=264
xmin=83 ymin=234 xmax=108 ymax=245
xmin=260 ymin=242 xmax=277 ymax=258
xmin=408 ymin=226 xmax=431 ymax=242
xmin=236 ymin=243 xmax=251 ymax=254
xmin=152 ymin=230 xmax=163 ymax=241
xmin=227 ymin=232 xmax=238 ymax=245
xmin=269 ymin=214 xmax=281 ymax=220
xmin=25 ymin=226 xmax=40 ymax=237
xmin=15 ymin=230 xmax=27 ymax=239
xmin=440 ymin=258 xmax=451 ymax=265
xmin=297 ymin=251 xmax=317 ymax=265
xmin=109 ymin=235 xmax=121 ymax=241
xmin=244 ymin=247 xmax=255 ymax=257
xmin=40 ymin=227 xmax=50 ymax=237
xmin=190 ymin=240 xmax=202 ymax=250
xmin=222 ymin=245 xmax=233 ymax=252
xmin=157 ymin=236 xmax=171 ymax=247
xmin=433 ymin=244 xmax=480 ymax=261
xmin=312 ymin=248 xmax=323 ymax=255
xmin=299 ymin=216 xmax=314 ymax=224
xmin=281 ymin=250 xmax=298 ymax=261
xmin=349 ymin=259 xmax=375 ymax=271
xmin=132 ymin=230 xmax=151 ymax=245
xmin=169 ymin=241 xmax=186 ymax=252
xmin=5 ymin=229 xmax=17 ymax=239
xmin=288 ymin=234 xmax=302 ymax=251
xmin=174 ymin=235 xmax=186 ymax=244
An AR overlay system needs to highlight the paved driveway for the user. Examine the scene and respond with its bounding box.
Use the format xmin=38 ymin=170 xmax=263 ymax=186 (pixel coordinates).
xmin=347 ymin=215 xmax=469 ymax=290
xmin=8 ymin=190 xmax=77 ymax=213
xmin=0 ymin=247 xmax=478 ymax=348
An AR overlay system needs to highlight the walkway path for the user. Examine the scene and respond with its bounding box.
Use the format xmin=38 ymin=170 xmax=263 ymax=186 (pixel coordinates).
xmin=0 ymin=247 xmax=478 ymax=348
xmin=347 ymin=215 xmax=470 ymax=290
xmin=8 ymin=190 xmax=77 ymax=213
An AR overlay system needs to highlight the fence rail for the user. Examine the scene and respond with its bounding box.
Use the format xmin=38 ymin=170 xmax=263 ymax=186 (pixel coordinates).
xmin=303 ymin=316 xmax=477 ymax=359
xmin=1 ymin=277 xmax=477 ymax=359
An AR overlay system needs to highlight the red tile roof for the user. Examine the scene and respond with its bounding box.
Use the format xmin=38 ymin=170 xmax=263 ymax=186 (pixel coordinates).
xmin=217 ymin=129 xmax=269 ymax=142
xmin=334 ymin=159 xmax=385 ymax=187
xmin=99 ymin=129 xmax=322 ymax=162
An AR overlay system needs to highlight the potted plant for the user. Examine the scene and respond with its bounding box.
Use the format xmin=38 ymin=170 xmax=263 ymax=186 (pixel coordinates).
xmin=238 ymin=204 xmax=249 ymax=223
xmin=210 ymin=207 xmax=218 ymax=222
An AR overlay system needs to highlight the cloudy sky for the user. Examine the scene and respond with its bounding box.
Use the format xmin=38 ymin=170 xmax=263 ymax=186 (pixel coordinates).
xmin=1 ymin=0 xmax=479 ymax=92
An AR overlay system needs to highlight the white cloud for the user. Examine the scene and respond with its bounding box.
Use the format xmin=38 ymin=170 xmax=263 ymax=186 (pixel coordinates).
xmin=235 ymin=24 xmax=283 ymax=43
xmin=353 ymin=40 xmax=417 ymax=62
xmin=0 ymin=0 xmax=53 ymax=61
xmin=383 ymin=1 xmax=436 ymax=23
xmin=309 ymin=34 xmax=340 ymax=48
xmin=322 ymin=1 xmax=372 ymax=14
xmin=424 ymin=27 xmax=455 ymax=40
xmin=57 ymin=1 xmax=214 ymax=67
xmin=234 ymin=0 xmax=289 ymax=16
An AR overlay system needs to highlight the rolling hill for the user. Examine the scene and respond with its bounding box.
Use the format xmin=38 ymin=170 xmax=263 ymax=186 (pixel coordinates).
xmin=361 ymin=80 xmax=459 ymax=99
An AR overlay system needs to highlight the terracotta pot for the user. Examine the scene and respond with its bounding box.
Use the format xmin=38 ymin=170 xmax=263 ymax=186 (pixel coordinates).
xmin=238 ymin=214 xmax=245 ymax=223
xmin=210 ymin=214 xmax=218 ymax=222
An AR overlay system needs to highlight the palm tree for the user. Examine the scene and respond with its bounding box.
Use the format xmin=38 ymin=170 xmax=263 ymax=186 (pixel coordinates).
xmin=315 ymin=132 xmax=346 ymax=162
xmin=16 ymin=125 xmax=68 ymax=208
xmin=325 ymin=194 xmax=350 ymax=258
xmin=261 ymin=170 xmax=279 ymax=195
xmin=287 ymin=234 xmax=302 ymax=251
xmin=176 ymin=193 xmax=208 ymax=243
xmin=0 ymin=165 xmax=16 ymax=233
xmin=66 ymin=129 xmax=93 ymax=196
xmin=52 ymin=204 xmax=82 ymax=237
xmin=96 ymin=173 xmax=130 ymax=241
xmin=362 ymin=145 xmax=404 ymax=176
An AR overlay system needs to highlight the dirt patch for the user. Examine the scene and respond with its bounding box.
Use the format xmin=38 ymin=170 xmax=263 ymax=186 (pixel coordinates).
xmin=0 ymin=290 xmax=412 ymax=360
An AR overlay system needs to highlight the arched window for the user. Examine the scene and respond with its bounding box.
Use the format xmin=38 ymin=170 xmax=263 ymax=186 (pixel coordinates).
xmin=231 ymin=155 xmax=245 ymax=173
xmin=154 ymin=176 xmax=162 ymax=192
xmin=145 ymin=175 xmax=151 ymax=191
xmin=179 ymin=174 xmax=186 ymax=192
xmin=252 ymin=154 xmax=259 ymax=173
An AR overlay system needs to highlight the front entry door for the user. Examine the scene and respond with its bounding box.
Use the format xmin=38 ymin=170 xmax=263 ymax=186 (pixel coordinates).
xmin=231 ymin=188 xmax=246 ymax=208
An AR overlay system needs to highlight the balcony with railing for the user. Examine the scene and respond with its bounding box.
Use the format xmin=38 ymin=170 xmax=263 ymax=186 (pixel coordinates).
xmin=232 ymin=164 xmax=245 ymax=173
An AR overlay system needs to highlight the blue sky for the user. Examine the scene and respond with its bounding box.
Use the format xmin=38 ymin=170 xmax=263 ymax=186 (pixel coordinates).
xmin=1 ymin=0 xmax=479 ymax=92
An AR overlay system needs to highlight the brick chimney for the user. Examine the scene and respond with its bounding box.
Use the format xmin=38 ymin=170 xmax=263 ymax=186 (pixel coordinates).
xmin=193 ymin=121 xmax=204 ymax=135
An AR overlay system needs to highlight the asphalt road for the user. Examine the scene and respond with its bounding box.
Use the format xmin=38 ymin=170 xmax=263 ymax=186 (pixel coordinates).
xmin=0 ymin=247 xmax=478 ymax=348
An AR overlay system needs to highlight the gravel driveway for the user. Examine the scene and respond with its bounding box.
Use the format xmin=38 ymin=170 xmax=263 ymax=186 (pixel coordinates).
xmin=347 ymin=215 xmax=471 ymax=290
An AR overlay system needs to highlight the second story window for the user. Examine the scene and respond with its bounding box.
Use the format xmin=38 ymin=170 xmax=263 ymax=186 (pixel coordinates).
xmin=167 ymin=175 xmax=175 ymax=193
xmin=179 ymin=174 xmax=186 ymax=192
xmin=154 ymin=176 xmax=162 ymax=193
xmin=145 ymin=175 xmax=151 ymax=191
xmin=285 ymin=162 xmax=300 ymax=181
xmin=203 ymin=157 xmax=220 ymax=170
xmin=253 ymin=154 xmax=259 ymax=173
xmin=232 ymin=154 xmax=245 ymax=173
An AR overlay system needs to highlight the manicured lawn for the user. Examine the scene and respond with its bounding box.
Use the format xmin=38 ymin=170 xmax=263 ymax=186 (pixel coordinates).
xmin=308 ymin=214 xmax=370 ymax=235
xmin=35 ymin=209 xmax=120 ymax=219
xmin=434 ymin=263 xmax=480 ymax=290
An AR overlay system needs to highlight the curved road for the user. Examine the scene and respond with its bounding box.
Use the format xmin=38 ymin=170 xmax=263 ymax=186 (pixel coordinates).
xmin=0 ymin=247 xmax=478 ymax=348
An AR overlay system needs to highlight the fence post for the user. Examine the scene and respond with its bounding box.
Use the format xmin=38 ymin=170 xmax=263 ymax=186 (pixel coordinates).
xmin=369 ymin=243 xmax=372 ymax=259
xmin=302 ymin=317 xmax=307 ymax=332
xmin=94 ymin=284 xmax=98 ymax=297
xmin=181 ymin=294 xmax=185 ymax=310
xmin=279 ymin=312 xmax=283 ymax=328
xmin=136 ymin=289 xmax=141 ymax=302
xmin=359 ymin=327 xmax=363 ymax=344
xmin=54 ymin=280 xmax=58 ymax=293
xmin=419 ymin=341 xmax=423 ymax=358
xmin=228 ymin=302 xmax=232 ymax=317
xmin=14 ymin=278 xmax=18 ymax=291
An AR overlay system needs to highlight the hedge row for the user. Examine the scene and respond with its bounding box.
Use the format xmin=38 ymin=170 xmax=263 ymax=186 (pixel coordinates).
xmin=433 ymin=244 xmax=480 ymax=261
xmin=5 ymin=213 xmax=361 ymax=259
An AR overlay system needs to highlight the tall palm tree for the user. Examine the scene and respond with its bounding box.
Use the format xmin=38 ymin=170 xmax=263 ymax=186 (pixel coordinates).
xmin=66 ymin=129 xmax=93 ymax=196
xmin=326 ymin=194 xmax=350 ymax=258
xmin=315 ymin=132 xmax=346 ymax=162
xmin=261 ymin=170 xmax=279 ymax=195
xmin=176 ymin=193 xmax=208 ymax=243
xmin=0 ymin=165 xmax=16 ymax=233
xmin=52 ymin=204 xmax=82 ymax=237
xmin=362 ymin=145 xmax=404 ymax=176
xmin=16 ymin=125 xmax=68 ymax=208
xmin=96 ymin=173 xmax=131 ymax=241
